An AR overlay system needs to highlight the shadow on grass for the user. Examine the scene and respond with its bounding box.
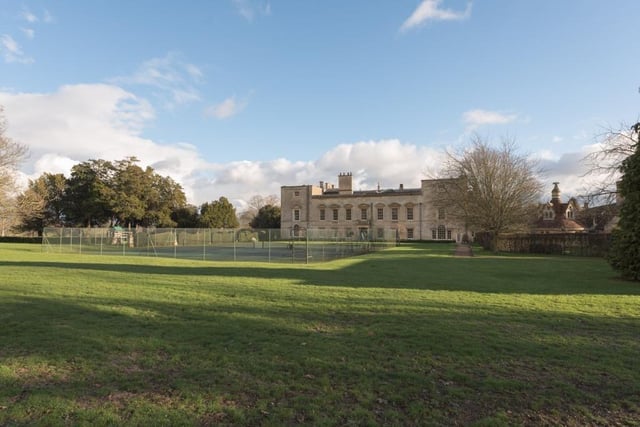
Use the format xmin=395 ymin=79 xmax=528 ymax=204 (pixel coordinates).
xmin=0 ymin=246 xmax=637 ymax=295
xmin=1 ymin=293 xmax=639 ymax=425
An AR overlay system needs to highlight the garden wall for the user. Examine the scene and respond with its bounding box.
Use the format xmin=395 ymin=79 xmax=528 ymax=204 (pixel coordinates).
xmin=476 ymin=232 xmax=610 ymax=257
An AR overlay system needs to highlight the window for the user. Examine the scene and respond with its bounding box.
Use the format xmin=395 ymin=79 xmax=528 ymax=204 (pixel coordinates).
xmin=407 ymin=207 xmax=413 ymax=220
xmin=544 ymin=209 xmax=554 ymax=220
xmin=567 ymin=206 xmax=574 ymax=219
xmin=407 ymin=228 xmax=414 ymax=239
xmin=377 ymin=208 xmax=384 ymax=220
xmin=294 ymin=209 xmax=300 ymax=221
xmin=438 ymin=225 xmax=446 ymax=240
xmin=431 ymin=229 xmax=436 ymax=239
xmin=447 ymin=229 xmax=452 ymax=240
xmin=438 ymin=207 xmax=446 ymax=220
xmin=377 ymin=228 xmax=384 ymax=239
xmin=391 ymin=207 xmax=398 ymax=221
xmin=320 ymin=209 xmax=326 ymax=220
xmin=332 ymin=209 xmax=338 ymax=221
xmin=294 ymin=191 xmax=300 ymax=196
xmin=346 ymin=208 xmax=352 ymax=220
xmin=361 ymin=208 xmax=368 ymax=220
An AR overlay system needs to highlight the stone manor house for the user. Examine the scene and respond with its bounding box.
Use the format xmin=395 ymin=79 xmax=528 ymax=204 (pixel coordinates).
xmin=280 ymin=172 xmax=468 ymax=241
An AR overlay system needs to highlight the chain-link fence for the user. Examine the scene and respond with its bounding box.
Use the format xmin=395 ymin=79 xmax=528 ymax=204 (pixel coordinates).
xmin=42 ymin=227 xmax=396 ymax=263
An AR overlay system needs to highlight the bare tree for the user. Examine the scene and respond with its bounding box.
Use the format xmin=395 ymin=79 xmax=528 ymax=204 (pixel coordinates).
xmin=239 ymin=194 xmax=280 ymax=227
xmin=438 ymin=135 xmax=543 ymax=250
xmin=581 ymin=121 xmax=639 ymax=206
xmin=0 ymin=106 xmax=29 ymax=234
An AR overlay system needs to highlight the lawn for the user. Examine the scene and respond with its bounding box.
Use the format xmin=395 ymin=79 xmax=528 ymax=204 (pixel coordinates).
xmin=0 ymin=242 xmax=639 ymax=426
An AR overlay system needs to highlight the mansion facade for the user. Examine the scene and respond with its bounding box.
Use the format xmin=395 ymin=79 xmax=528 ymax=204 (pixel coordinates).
xmin=280 ymin=172 xmax=468 ymax=241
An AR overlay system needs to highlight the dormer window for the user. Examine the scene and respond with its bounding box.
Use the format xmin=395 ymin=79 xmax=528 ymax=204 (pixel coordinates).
xmin=566 ymin=206 xmax=574 ymax=219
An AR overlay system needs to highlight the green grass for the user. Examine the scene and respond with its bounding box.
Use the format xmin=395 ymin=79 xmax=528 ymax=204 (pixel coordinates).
xmin=1 ymin=242 xmax=639 ymax=426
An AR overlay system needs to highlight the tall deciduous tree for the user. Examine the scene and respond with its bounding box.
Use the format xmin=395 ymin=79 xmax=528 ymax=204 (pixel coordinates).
xmin=439 ymin=136 xmax=543 ymax=250
xmin=582 ymin=122 xmax=638 ymax=205
xmin=144 ymin=173 xmax=187 ymax=227
xmin=15 ymin=173 xmax=66 ymax=234
xmin=607 ymin=123 xmax=640 ymax=280
xmin=63 ymin=159 xmax=116 ymax=227
xmin=199 ymin=197 xmax=239 ymax=228
xmin=110 ymin=158 xmax=148 ymax=226
xmin=239 ymin=194 xmax=280 ymax=227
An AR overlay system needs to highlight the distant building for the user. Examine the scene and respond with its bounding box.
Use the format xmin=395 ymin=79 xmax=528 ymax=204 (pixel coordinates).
xmin=532 ymin=182 xmax=620 ymax=234
xmin=532 ymin=182 xmax=585 ymax=233
xmin=280 ymin=172 xmax=468 ymax=241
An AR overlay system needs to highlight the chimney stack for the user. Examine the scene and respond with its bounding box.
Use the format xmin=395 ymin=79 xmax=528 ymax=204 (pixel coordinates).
xmin=338 ymin=172 xmax=353 ymax=195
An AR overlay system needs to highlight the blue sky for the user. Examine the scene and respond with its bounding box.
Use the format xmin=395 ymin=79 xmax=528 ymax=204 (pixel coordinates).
xmin=1 ymin=0 xmax=639 ymax=208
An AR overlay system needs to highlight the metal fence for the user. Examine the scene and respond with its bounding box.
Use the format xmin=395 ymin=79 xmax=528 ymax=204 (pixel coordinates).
xmin=41 ymin=227 xmax=396 ymax=263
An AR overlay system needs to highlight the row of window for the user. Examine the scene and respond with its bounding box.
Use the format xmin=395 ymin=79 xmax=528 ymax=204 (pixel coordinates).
xmin=312 ymin=206 xmax=445 ymax=221
xmin=290 ymin=225 xmax=451 ymax=241
xmin=542 ymin=206 xmax=575 ymax=221
xmin=292 ymin=207 xmax=447 ymax=222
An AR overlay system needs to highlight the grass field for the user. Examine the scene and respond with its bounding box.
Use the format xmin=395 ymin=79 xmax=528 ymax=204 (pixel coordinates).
xmin=1 ymin=242 xmax=639 ymax=426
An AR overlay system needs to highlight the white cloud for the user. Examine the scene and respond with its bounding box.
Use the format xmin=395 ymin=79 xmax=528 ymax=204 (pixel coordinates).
xmin=1 ymin=34 xmax=33 ymax=64
xmin=19 ymin=7 xmax=54 ymax=24
xmin=232 ymin=0 xmax=271 ymax=21
xmin=401 ymin=0 xmax=472 ymax=32
xmin=462 ymin=109 xmax=518 ymax=130
xmin=20 ymin=8 xmax=39 ymax=23
xmin=0 ymin=84 xmax=206 ymax=202
xmin=111 ymin=53 xmax=203 ymax=109
xmin=205 ymin=96 xmax=247 ymax=120
xmin=197 ymin=140 xmax=447 ymax=210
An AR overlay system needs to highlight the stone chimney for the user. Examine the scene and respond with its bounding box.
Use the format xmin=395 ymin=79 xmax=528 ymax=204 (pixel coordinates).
xmin=338 ymin=172 xmax=353 ymax=195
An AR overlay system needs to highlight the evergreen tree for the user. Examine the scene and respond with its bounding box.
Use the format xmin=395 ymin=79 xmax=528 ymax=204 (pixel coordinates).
xmin=608 ymin=123 xmax=640 ymax=280
xmin=199 ymin=197 xmax=239 ymax=228
xmin=171 ymin=205 xmax=200 ymax=228
xmin=250 ymin=204 xmax=281 ymax=229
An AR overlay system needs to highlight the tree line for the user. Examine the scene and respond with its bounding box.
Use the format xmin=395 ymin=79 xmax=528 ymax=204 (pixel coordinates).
xmin=11 ymin=156 xmax=282 ymax=234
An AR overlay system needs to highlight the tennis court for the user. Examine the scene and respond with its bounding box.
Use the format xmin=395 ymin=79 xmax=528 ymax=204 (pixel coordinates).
xmin=42 ymin=227 xmax=394 ymax=263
